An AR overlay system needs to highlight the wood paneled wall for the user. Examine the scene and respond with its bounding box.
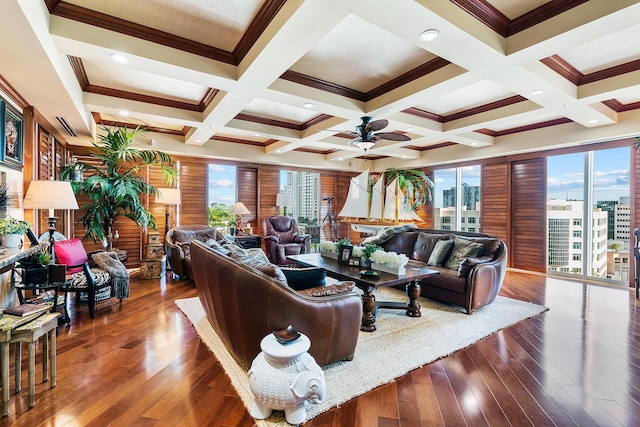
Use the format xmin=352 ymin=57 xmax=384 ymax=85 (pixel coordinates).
xmin=257 ymin=167 xmax=279 ymax=235
xmin=177 ymin=160 xmax=207 ymax=226
xmin=510 ymin=158 xmax=546 ymax=272
xmin=480 ymin=163 xmax=510 ymax=245
xmin=237 ymin=166 xmax=257 ymax=228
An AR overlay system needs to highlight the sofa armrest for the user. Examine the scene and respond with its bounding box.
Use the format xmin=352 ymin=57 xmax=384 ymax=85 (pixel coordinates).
xmin=264 ymin=235 xmax=280 ymax=244
xmin=465 ymin=245 xmax=507 ymax=314
xmin=294 ymin=234 xmax=311 ymax=243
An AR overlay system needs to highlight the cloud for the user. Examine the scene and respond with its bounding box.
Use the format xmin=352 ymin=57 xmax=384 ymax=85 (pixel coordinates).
xmin=209 ymin=179 xmax=234 ymax=188
xmin=208 ymin=164 xmax=230 ymax=173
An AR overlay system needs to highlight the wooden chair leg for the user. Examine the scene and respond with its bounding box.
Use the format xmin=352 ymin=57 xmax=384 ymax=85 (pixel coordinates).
xmin=27 ymin=342 xmax=35 ymax=408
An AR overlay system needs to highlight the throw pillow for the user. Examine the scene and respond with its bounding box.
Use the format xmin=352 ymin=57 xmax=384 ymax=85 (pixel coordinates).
xmin=413 ymin=233 xmax=450 ymax=262
xmin=297 ymin=281 xmax=355 ymax=297
xmin=444 ymin=237 xmax=484 ymax=270
xmin=457 ymin=256 xmax=494 ymax=277
xmin=229 ymin=253 xmax=287 ymax=284
xmin=173 ymin=229 xmax=196 ymax=244
xmin=280 ymin=267 xmax=327 ymax=291
xmin=427 ymin=239 xmax=454 ymax=266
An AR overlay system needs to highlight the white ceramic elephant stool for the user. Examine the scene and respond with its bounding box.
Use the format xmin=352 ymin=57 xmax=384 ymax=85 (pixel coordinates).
xmin=249 ymin=333 xmax=325 ymax=425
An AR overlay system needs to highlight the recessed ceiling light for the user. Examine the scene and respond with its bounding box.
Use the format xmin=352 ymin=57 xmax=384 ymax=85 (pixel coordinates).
xmin=588 ymin=119 xmax=598 ymax=124
xmin=337 ymin=158 xmax=343 ymax=161
xmin=530 ymin=89 xmax=544 ymax=95
xmin=303 ymin=102 xmax=314 ymax=108
xmin=405 ymin=127 xmax=413 ymax=131
xmin=419 ymin=29 xmax=439 ymax=41
xmin=110 ymin=53 xmax=127 ymax=63
xmin=254 ymin=133 xmax=261 ymax=137
xmin=195 ymin=139 xmax=202 ymax=143
xmin=471 ymin=142 xmax=478 ymax=146
xmin=275 ymin=150 xmax=281 ymax=153
xmin=118 ymin=110 xmax=129 ymax=116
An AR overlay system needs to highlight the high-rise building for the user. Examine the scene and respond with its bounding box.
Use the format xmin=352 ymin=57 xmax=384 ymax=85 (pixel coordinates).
xmin=443 ymin=183 xmax=480 ymax=210
xmin=547 ymin=200 xmax=608 ymax=277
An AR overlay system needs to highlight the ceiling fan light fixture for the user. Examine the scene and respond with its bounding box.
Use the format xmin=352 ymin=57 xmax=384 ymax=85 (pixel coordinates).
xmin=356 ymin=141 xmax=375 ymax=150
xmin=419 ymin=29 xmax=439 ymax=41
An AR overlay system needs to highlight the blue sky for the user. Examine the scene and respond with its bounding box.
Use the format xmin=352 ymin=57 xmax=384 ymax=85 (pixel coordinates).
xmin=547 ymin=146 xmax=630 ymax=202
xmin=207 ymin=164 xmax=237 ymax=206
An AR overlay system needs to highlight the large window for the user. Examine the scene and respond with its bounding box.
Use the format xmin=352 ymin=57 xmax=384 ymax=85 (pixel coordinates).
xmin=546 ymin=146 xmax=631 ymax=284
xmin=207 ymin=164 xmax=237 ymax=228
xmin=434 ymin=165 xmax=481 ymax=231
xmin=279 ymin=170 xmax=320 ymax=226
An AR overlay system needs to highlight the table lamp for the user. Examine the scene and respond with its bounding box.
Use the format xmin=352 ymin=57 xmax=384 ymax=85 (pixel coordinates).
xmin=276 ymin=192 xmax=293 ymax=216
xmin=23 ymin=179 xmax=79 ymax=254
xmin=229 ymin=202 xmax=250 ymax=233
xmin=155 ymin=188 xmax=181 ymax=237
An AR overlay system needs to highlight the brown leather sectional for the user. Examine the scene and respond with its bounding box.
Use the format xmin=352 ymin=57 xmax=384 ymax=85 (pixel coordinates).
xmin=378 ymin=229 xmax=507 ymax=314
xmin=190 ymin=240 xmax=363 ymax=369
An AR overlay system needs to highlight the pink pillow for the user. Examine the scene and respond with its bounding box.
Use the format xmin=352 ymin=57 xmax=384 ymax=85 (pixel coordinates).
xmin=54 ymin=239 xmax=89 ymax=274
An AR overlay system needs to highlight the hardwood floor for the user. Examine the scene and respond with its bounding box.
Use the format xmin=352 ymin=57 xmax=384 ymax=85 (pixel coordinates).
xmin=1 ymin=270 xmax=639 ymax=426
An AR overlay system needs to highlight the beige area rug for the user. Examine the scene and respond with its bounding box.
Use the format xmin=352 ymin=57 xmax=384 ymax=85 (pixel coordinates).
xmin=176 ymin=288 xmax=547 ymax=425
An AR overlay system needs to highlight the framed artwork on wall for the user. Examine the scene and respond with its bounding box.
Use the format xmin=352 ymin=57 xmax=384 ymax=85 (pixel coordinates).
xmin=1 ymin=101 xmax=24 ymax=170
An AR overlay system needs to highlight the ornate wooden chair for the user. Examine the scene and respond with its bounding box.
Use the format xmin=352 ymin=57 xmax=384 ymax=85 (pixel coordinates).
xmin=53 ymin=239 xmax=114 ymax=319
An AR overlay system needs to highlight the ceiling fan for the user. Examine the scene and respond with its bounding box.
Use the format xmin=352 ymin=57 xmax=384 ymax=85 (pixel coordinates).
xmin=347 ymin=116 xmax=411 ymax=151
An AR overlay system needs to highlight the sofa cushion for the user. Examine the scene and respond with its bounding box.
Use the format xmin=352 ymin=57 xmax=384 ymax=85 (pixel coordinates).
xmin=427 ymin=239 xmax=454 ymax=266
xmin=297 ymin=281 xmax=355 ymax=297
xmin=173 ymin=229 xmax=197 ymax=244
xmin=382 ymin=232 xmax=419 ymax=257
xmin=421 ymin=267 xmax=467 ymax=293
xmin=460 ymin=237 xmax=501 ymax=259
xmin=229 ymin=253 xmax=287 ymax=284
xmin=444 ymin=237 xmax=484 ymax=270
xmin=280 ymin=267 xmax=327 ymax=290
xmin=413 ymin=233 xmax=450 ymax=262
xmin=458 ymin=255 xmax=494 ymax=277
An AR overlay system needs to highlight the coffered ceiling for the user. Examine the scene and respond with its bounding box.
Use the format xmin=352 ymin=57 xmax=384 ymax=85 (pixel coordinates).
xmin=2 ymin=0 xmax=640 ymax=171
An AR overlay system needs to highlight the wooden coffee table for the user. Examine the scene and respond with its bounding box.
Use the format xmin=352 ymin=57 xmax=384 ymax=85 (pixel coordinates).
xmin=287 ymin=253 xmax=439 ymax=332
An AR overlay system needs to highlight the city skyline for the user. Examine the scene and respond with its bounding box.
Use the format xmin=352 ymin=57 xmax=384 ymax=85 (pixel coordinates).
xmin=547 ymin=146 xmax=630 ymax=202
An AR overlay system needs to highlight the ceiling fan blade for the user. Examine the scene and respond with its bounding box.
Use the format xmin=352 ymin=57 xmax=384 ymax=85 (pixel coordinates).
xmin=366 ymin=119 xmax=388 ymax=131
xmin=375 ymin=132 xmax=411 ymax=141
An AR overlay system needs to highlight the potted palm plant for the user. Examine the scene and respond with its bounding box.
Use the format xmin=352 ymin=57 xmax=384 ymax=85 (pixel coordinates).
xmin=60 ymin=126 xmax=178 ymax=246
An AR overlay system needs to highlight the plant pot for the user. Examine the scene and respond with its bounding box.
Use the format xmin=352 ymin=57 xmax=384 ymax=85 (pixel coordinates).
xmin=23 ymin=267 xmax=47 ymax=285
xmin=0 ymin=233 xmax=22 ymax=248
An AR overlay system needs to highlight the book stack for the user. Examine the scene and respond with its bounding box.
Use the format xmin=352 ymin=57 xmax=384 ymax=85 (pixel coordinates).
xmin=3 ymin=303 xmax=50 ymax=317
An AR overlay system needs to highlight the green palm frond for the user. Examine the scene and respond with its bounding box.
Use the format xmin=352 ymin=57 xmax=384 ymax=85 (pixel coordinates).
xmin=62 ymin=126 xmax=178 ymax=243
xmin=383 ymin=168 xmax=434 ymax=211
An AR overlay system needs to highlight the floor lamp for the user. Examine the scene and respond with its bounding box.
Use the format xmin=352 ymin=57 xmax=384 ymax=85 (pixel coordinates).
xmin=23 ymin=180 xmax=79 ymax=255
xmin=155 ymin=188 xmax=181 ymax=238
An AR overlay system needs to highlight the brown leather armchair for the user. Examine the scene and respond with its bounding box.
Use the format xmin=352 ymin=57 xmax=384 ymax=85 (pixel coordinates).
xmin=262 ymin=216 xmax=311 ymax=265
xmin=165 ymin=225 xmax=227 ymax=280
xmin=190 ymin=240 xmax=362 ymax=368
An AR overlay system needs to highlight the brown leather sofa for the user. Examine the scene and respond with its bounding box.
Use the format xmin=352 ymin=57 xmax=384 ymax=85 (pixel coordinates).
xmin=165 ymin=225 xmax=227 ymax=280
xmin=374 ymin=229 xmax=507 ymax=314
xmin=262 ymin=216 xmax=311 ymax=265
xmin=190 ymin=240 xmax=363 ymax=368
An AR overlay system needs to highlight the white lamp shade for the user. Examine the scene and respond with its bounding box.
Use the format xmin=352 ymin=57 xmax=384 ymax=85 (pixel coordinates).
xmin=276 ymin=192 xmax=293 ymax=207
xmin=155 ymin=188 xmax=181 ymax=205
xmin=23 ymin=180 xmax=79 ymax=210
xmin=229 ymin=202 xmax=250 ymax=215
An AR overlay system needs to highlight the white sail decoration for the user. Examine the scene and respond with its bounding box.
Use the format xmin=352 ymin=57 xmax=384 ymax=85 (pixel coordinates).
xmin=338 ymin=170 xmax=370 ymax=219
xmin=339 ymin=171 xmax=423 ymax=229
xmin=368 ymin=175 xmax=384 ymax=220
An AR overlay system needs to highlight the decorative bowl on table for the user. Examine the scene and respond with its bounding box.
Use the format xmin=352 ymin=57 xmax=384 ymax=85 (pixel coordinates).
xmin=273 ymin=325 xmax=301 ymax=344
xmin=359 ymin=269 xmax=380 ymax=278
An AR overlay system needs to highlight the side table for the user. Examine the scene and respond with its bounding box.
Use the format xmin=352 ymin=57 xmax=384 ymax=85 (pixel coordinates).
xmin=248 ymin=333 xmax=325 ymax=425
xmin=15 ymin=281 xmax=70 ymax=324
xmin=234 ymin=235 xmax=262 ymax=249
